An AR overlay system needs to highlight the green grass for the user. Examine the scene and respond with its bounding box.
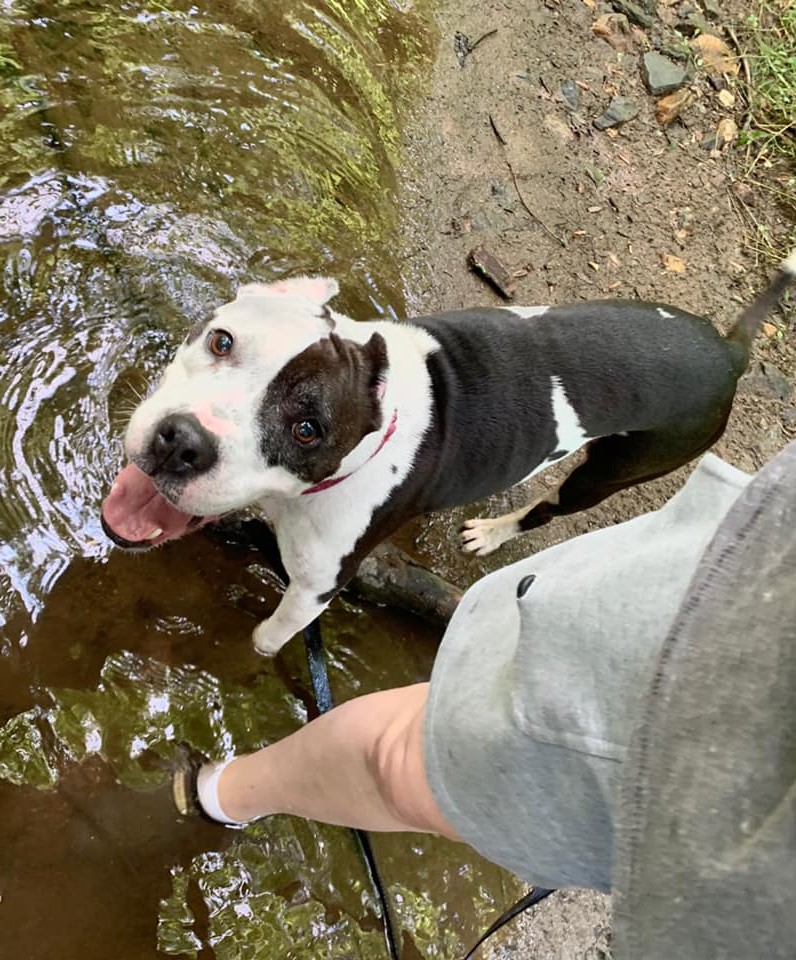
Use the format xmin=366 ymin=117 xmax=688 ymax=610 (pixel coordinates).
xmin=738 ymin=0 xmax=796 ymax=260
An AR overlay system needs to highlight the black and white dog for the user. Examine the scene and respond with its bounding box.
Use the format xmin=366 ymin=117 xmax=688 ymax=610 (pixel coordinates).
xmin=102 ymin=253 xmax=795 ymax=654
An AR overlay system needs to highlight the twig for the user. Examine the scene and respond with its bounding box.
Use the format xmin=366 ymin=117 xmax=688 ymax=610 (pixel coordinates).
xmin=488 ymin=112 xmax=507 ymax=145
xmin=725 ymin=24 xmax=755 ymax=134
xmin=469 ymin=28 xmax=498 ymax=53
xmin=486 ymin=111 xmax=566 ymax=247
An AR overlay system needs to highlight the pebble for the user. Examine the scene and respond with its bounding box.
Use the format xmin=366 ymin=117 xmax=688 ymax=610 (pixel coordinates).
xmin=641 ymin=51 xmax=689 ymax=94
xmin=561 ymin=79 xmax=580 ymax=111
xmin=593 ymin=95 xmax=640 ymax=130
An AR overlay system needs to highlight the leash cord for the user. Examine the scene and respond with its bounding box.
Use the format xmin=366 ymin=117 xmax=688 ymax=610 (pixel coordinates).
xmin=302 ymin=619 xmax=401 ymax=960
xmin=303 ymin=619 xmax=554 ymax=960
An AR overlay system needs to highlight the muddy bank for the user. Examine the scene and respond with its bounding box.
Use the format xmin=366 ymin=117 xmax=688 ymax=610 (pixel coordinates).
xmin=396 ymin=0 xmax=794 ymax=954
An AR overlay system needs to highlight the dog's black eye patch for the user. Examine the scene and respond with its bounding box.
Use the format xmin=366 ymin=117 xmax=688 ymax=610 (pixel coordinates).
xmin=259 ymin=335 xmax=385 ymax=484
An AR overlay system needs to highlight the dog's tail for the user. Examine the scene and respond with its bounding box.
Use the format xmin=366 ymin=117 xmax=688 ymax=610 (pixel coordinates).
xmin=727 ymin=247 xmax=796 ymax=369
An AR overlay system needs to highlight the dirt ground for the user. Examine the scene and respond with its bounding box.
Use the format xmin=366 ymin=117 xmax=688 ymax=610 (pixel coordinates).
xmin=396 ymin=0 xmax=794 ymax=955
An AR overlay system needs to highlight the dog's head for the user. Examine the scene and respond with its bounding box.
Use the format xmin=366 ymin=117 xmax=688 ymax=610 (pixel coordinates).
xmin=101 ymin=276 xmax=388 ymax=549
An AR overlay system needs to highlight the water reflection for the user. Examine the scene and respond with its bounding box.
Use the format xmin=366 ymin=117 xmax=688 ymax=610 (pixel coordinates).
xmin=0 ymin=2 xmax=525 ymax=957
xmin=0 ymin=0 xmax=430 ymax=623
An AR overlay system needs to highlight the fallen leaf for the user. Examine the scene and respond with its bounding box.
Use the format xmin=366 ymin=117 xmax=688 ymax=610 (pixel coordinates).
xmin=661 ymin=252 xmax=686 ymax=273
xmin=717 ymin=89 xmax=735 ymax=109
xmin=588 ymin=261 xmax=600 ymax=271
xmin=690 ymin=34 xmax=740 ymax=77
xmin=715 ymin=117 xmax=738 ymax=149
xmin=592 ymin=13 xmax=635 ymax=52
xmin=762 ymin=322 xmax=777 ymax=337
xmin=655 ymin=87 xmax=694 ymax=125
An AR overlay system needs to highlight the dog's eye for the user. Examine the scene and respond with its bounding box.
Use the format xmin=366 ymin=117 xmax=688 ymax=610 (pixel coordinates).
xmin=207 ymin=329 xmax=234 ymax=357
xmin=292 ymin=420 xmax=319 ymax=445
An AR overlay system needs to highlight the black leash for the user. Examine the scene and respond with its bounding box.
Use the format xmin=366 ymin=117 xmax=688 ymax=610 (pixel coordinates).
xmin=459 ymin=886 xmax=555 ymax=960
xmin=302 ymin=618 xmax=401 ymax=960
xmin=303 ymin=616 xmax=555 ymax=960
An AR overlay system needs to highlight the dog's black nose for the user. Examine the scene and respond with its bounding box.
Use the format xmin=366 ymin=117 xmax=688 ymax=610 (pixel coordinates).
xmin=149 ymin=413 xmax=218 ymax=477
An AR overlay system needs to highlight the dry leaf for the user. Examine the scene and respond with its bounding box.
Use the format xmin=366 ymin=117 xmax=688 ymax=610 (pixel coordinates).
xmin=655 ymin=88 xmax=694 ymax=125
xmin=762 ymin=322 xmax=777 ymax=338
xmin=689 ymin=34 xmax=740 ymax=77
xmin=661 ymin=252 xmax=686 ymax=273
xmin=716 ymin=117 xmax=739 ymax=149
xmin=717 ymin=89 xmax=735 ymax=109
xmin=592 ymin=13 xmax=635 ymax=52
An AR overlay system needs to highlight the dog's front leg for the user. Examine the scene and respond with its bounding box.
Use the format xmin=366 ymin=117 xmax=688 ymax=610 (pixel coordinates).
xmin=252 ymin=582 xmax=330 ymax=657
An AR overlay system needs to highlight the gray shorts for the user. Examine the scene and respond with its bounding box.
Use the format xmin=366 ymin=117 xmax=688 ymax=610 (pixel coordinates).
xmin=423 ymin=454 xmax=749 ymax=891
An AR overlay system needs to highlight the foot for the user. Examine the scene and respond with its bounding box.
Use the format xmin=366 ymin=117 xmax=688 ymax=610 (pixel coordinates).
xmin=171 ymin=743 xmax=212 ymax=820
xmin=171 ymin=745 xmax=245 ymax=825
xmin=460 ymin=515 xmax=520 ymax=556
xmin=252 ymin=617 xmax=285 ymax=656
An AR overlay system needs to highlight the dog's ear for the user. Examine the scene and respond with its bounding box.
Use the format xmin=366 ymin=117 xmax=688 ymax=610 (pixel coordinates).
xmin=236 ymin=276 xmax=339 ymax=306
xmin=363 ymin=332 xmax=389 ymax=409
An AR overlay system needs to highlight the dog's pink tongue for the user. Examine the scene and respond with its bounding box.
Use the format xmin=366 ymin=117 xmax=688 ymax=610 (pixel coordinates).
xmin=101 ymin=463 xmax=198 ymax=546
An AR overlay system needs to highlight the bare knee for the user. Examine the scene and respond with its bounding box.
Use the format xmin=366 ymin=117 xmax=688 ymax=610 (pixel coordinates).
xmin=368 ymin=685 xmax=460 ymax=839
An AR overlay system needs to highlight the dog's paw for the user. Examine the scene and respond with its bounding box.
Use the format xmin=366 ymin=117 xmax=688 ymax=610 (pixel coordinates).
xmin=252 ymin=620 xmax=284 ymax=657
xmin=460 ymin=517 xmax=516 ymax=556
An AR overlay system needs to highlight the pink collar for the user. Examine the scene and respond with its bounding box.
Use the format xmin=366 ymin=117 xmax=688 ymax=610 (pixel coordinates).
xmin=301 ymin=409 xmax=398 ymax=495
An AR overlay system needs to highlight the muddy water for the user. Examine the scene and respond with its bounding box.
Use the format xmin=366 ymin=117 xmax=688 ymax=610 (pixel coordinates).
xmin=0 ymin=3 xmax=521 ymax=958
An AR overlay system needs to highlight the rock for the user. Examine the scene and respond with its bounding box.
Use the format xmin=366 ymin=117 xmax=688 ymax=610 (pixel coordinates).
xmin=641 ymin=52 xmax=689 ymax=94
xmin=561 ymin=78 xmax=580 ymax=111
xmin=610 ymin=0 xmax=653 ymax=28
xmin=593 ymin=96 xmax=640 ymax=130
xmin=738 ymin=361 xmax=793 ymax=401
xmin=655 ymin=87 xmax=694 ymax=125
xmin=717 ymin=89 xmax=735 ymax=109
xmin=677 ymin=12 xmax=714 ymax=37
xmin=490 ymin=180 xmax=517 ymax=212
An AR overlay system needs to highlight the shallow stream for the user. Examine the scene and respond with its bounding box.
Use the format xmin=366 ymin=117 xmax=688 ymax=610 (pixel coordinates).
xmin=0 ymin=3 xmax=520 ymax=958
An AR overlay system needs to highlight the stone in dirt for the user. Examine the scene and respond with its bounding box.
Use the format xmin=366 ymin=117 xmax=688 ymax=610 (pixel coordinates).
xmin=610 ymin=0 xmax=653 ymax=28
xmin=593 ymin=95 xmax=640 ymax=130
xmin=641 ymin=51 xmax=689 ymax=94
xmin=655 ymin=87 xmax=694 ymax=125
xmin=739 ymin=361 xmax=793 ymax=402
